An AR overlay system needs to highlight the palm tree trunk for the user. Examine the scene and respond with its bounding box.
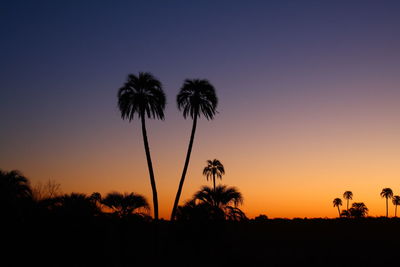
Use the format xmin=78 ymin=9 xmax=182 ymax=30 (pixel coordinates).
xmin=213 ymin=172 xmax=216 ymax=192
xmin=386 ymin=198 xmax=388 ymax=217
xmin=141 ymin=114 xmax=159 ymax=220
xmin=337 ymin=206 xmax=341 ymax=217
xmin=395 ymin=205 xmax=397 ymax=217
xmin=170 ymin=111 xmax=198 ymax=220
xmin=347 ymin=199 xmax=349 ymax=211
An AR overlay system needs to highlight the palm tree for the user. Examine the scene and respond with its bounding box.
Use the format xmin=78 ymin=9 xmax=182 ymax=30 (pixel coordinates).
xmin=380 ymin=188 xmax=393 ymax=217
xmin=349 ymin=202 xmax=368 ymax=218
xmin=117 ymin=72 xmax=165 ymax=220
xmin=194 ymin=185 xmax=244 ymax=221
xmin=392 ymin=195 xmax=400 ymax=217
xmin=102 ymin=192 xmax=149 ymax=217
xmin=333 ymin=198 xmax=342 ymax=217
xmin=177 ymin=185 xmax=245 ymax=221
xmin=343 ymin=191 xmax=353 ymax=211
xmin=170 ymin=79 xmax=218 ymax=220
xmin=203 ymin=159 xmax=225 ymax=191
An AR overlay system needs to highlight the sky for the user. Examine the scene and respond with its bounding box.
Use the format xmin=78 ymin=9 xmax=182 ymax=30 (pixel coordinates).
xmin=1 ymin=0 xmax=400 ymax=219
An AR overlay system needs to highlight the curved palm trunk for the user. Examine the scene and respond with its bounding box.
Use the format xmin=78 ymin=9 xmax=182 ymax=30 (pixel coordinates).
xmin=337 ymin=206 xmax=341 ymax=217
xmin=170 ymin=112 xmax=198 ymax=220
xmin=141 ymin=114 xmax=159 ymax=220
xmin=395 ymin=205 xmax=398 ymax=217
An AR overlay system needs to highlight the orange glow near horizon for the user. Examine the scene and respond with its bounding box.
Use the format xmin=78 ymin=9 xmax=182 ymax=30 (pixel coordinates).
xmin=3 ymin=87 xmax=400 ymax=220
xmin=2 ymin=1 xmax=400 ymax=221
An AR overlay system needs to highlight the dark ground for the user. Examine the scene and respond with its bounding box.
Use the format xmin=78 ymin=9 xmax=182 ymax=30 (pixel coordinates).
xmin=4 ymin=216 xmax=400 ymax=267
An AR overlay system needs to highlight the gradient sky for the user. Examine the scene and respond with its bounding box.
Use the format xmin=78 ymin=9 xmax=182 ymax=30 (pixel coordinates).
xmin=1 ymin=0 xmax=400 ymax=219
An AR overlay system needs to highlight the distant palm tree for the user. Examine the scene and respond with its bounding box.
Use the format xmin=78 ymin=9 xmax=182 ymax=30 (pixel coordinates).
xmin=349 ymin=202 xmax=368 ymax=218
xmin=170 ymin=79 xmax=218 ymax=220
xmin=117 ymin=72 xmax=166 ymax=220
xmin=392 ymin=196 xmax=400 ymax=217
xmin=380 ymin=188 xmax=393 ymax=217
xmin=333 ymin=198 xmax=342 ymax=217
xmin=102 ymin=192 xmax=149 ymax=217
xmin=203 ymin=159 xmax=225 ymax=191
xmin=343 ymin=191 xmax=353 ymax=211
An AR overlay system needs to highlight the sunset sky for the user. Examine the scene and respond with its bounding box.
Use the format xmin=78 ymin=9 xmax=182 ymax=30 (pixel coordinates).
xmin=1 ymin=0 xmax=400 ymax=219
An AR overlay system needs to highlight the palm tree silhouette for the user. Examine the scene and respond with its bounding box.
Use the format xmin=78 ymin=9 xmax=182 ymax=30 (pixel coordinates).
xmin=333 ymin=198 xmax=342 ymax=217
xmin=349 ymin=202 xmax=368 ymax=218
xmin=117 ymin=72 xmax=166 ymax=220
xmin=392 ymin=195 xmax=400 ymax=217
xmin=380 ymin=188 xmax=393 ymax=217
xmin=203 ymin=159 xmax=225 ymax=191
xmin=343 ymin=191 xmax=353 ymax=211
xmin=194 ymin=185 xmax=244 ymax=220
xmin=102 ymin=192 xmax=149 ymax=217
xmin=177 ymin=185 xmax=244 ymax=221
xmin=170 ymin=79 xmax=218 ymax=220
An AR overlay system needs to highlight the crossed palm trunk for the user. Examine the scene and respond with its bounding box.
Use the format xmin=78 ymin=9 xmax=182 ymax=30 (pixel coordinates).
xmin=170 ymin=110 xmax=198 ymax=220
xmin=141 ymin=112 xmax=158 ymax=220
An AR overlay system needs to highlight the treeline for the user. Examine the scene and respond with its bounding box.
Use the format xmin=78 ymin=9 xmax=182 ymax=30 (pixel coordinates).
xmin=333 ymin=189 xmax=400 ymax=218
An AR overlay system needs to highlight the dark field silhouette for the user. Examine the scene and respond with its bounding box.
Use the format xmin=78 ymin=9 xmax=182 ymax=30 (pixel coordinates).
xmin=2 ymin=169 xmax=400 ymax=267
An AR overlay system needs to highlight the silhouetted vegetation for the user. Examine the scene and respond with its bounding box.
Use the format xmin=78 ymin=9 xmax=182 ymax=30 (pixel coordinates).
xmin=381 ymin=187 xmax=393 ymax=217
xmin=117 ymin=72 xmax=166 ymax=220
xmin=343 ymin=190 xmax=353 ymax=211
xmin=203 ymin=159 xmax=225 ymax=191
xmin=3 ymin=168 xmax=400 ymax=266
xmin=171 ymin=79 xmax=218 ymax=220
xmin=333 ymin=198 xmax=342 ymax=217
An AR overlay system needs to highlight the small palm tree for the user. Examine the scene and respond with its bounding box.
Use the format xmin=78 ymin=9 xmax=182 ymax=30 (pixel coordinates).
xmin=203 ymin=159 xmax=225 ymax=191
xmin=170 ymin=79 xmax=218 ymax=220
xmin=333 ymin=198 xmax=342 ymax=217
xmin=117 ymin=72 xmax=166 ymax=220
xmin=349 ymin=202 xmax=368 ymax=218
xmin=343 ymin=191 xmax=353 ymax=211
xmin=177 ymin=185 xmax=245 ymax=221
xmin=380 ymin=188 xmax=393 ymax=217
xmin=194 ymin=185 xmax=243 ymax=209
xmin=392 ymin=196 xmax=400 ymax=217
xmin=102 ymin=192 xmax=149 ymax=217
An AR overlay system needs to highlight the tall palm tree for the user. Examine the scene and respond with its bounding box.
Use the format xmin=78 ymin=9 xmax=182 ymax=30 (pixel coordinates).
xmin=117 ymin=72 xmax=166 ymax=220
xmin=380 ymin=188 xmax=393 ymax=217
xmin=170 ymin=79 xmax=218 ymax=220
xmin=333 ymin=198 xmax=342 ymax=217
xmin=392 ymin=195 xmax=400 ymax=217
xmin=203 ymin=159 xmax=225 ymax=191
xmin=343 ymin=191 xmax=353 ymax=211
